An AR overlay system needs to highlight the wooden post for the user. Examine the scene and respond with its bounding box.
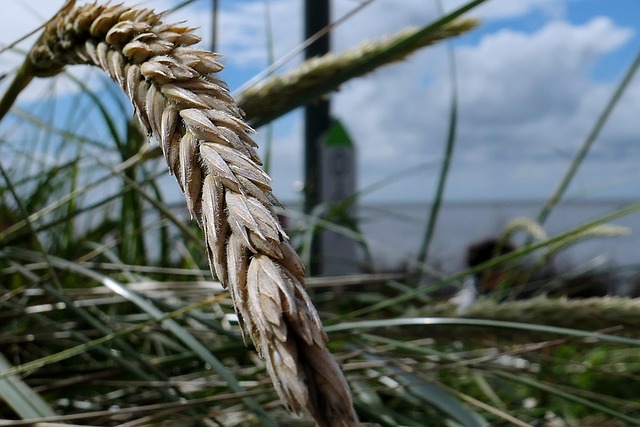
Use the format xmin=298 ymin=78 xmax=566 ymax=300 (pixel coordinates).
xmin=304 ymin=0 xmax=331 ymax=274
xmin=211 ymin=0 xmax=219 ymax=52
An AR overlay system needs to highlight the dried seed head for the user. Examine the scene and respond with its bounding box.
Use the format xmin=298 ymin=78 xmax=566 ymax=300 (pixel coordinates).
xmin=27 ymin=3 xmax=359 ymax=425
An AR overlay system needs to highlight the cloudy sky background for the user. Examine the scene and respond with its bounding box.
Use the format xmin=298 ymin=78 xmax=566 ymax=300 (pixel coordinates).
xmin=1 ymin=0 xmax=640 ymax=203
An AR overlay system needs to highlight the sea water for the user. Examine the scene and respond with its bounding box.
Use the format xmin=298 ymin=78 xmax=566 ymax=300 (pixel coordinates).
xmin=357 ymin=200 xmax=640 ymax=276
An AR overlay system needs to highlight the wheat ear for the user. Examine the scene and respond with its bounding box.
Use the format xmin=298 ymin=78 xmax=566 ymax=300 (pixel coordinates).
xmin=26 ymin=2 xmax=358 ymax=425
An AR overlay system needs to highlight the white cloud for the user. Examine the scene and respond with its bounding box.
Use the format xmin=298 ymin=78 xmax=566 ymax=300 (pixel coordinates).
xmin=0 ymin=1 xmax=121 ymax=103
xmin=0 ymin=1 xmax=66 ymax=93
xmin=329 ymin=10 xmax=638 ymax=201
xmin=456 ymin=17 xmax=631 ymax=121
xmin=450 ymin=17 xmax=636 ymax=199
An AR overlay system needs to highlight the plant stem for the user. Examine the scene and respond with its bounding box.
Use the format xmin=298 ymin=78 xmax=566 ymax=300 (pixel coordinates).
xmin=0 ymin=60 xmax=36 ymax=124
xmin=415 ymin=0 xmax=459 ymax=280
xmin=537 ymin=47 xmax=640 ymax=224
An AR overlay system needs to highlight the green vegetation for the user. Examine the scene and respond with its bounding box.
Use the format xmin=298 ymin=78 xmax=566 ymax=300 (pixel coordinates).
xmin=0 ymin=0 xmax=639 ymax=425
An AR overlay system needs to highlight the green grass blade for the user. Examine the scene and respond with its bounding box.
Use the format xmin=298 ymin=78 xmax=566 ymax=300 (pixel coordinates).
xmin=415 ymin=0 xmax=459 ymax=276
xmin=357 ymin=349 xmax=488 ymax=426
xmin=537 ymin=47 xmax=640 ymax=224
xmin=0 ymin=352 xmax=57 ymax=419
xmin=495 ymin=370 xmax=640 ymax=425
xmin=403 ymin=381 xmax=488 ymax=427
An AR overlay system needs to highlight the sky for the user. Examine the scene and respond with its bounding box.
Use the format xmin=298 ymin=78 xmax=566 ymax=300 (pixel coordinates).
xmin=1 ymin=0 xmax=640 ymax=203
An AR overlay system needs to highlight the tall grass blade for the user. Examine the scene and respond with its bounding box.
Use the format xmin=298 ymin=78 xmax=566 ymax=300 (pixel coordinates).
xmin=365 ymin=352 xmax=488 ymax=427
xmin=0 ymin=352 xmax=57 ymax=419
xmin=415 ymin=0 xmax=459 ymax=278
xmin=495 ymin=370 xmax=640 ymax=425
xmin=537 ymin=47 xmax=640 ymax=224
xmin=402 ymin=381 xmax=488 ymax=427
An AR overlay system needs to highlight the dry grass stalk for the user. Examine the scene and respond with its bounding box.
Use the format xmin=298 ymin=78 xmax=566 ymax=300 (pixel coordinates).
xmin=26 ymin=1 xmax=358 ymax=425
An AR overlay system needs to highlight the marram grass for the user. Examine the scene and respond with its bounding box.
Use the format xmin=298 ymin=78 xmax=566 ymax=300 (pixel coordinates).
xmin=10 ymin=1 xmax=358 ymax=425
